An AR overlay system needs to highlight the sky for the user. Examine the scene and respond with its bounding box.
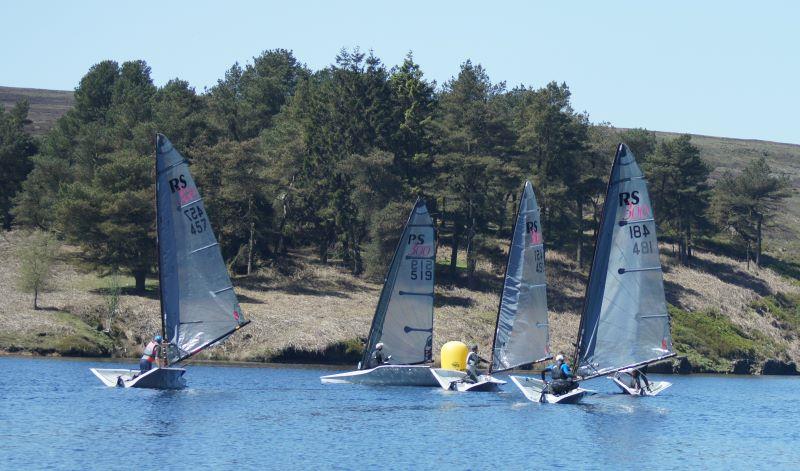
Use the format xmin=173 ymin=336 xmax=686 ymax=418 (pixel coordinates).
xmin=2 ymin=1 xmax=798 ymax=144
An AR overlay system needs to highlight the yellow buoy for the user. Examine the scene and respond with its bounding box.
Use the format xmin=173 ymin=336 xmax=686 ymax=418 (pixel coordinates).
xmin=440 ymin=341 xmax=469 ymax=371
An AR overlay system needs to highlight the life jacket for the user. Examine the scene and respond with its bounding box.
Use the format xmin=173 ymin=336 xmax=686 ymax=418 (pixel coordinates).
xmin=466 ymin=351 xmax=478 ymax=367
xmin=550 ymin=363 xmax=565 ymax=380
xmin=141 ymin=341 xmax=159 ymax=362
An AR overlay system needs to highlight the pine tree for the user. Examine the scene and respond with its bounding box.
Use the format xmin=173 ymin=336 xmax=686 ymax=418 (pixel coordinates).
xmin=644 ymin=134 xmax=711 ymax=265
xmin=515 ymin=82 xmax=591 ymax=261
xmin=0 ymin=100 xmax=37 ymax=229
xmin=712 ymin=156 xmax=791 ymax=267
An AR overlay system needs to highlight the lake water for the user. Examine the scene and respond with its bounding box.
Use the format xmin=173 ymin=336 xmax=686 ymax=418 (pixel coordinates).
xmin=1 ymin=357 xmax=798 ymax=470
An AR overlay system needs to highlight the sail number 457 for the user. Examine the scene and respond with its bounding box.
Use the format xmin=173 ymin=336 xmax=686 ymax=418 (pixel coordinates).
xmin=183 ymin=206 xmax=208 ymax=234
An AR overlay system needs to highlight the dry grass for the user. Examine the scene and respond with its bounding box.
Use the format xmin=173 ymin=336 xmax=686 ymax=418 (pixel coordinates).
xmin=2 ymin=230 xmax=800 ymax=368
xmin=661 ymin=247 xmax=800 ymax=361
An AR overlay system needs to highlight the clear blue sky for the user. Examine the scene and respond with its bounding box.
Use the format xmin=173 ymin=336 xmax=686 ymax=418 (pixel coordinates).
xmin=2 ymin=1 xmax=797 ymax=143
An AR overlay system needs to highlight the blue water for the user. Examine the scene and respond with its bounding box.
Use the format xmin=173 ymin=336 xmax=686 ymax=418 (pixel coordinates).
xmin=1 ymin=357 xmax=798 ymax=470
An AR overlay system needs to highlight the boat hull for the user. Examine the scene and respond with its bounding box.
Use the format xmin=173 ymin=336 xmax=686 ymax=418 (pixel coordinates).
xmin=430 ymin=368 xmax=505 ymax=392
xmin=610 ymin=376 xmax=671 ymax=396
xmin=320 ymin=364 xmax=438 ymax=386
xmin=91 ymin=367 xmax=187 ymax=390
xmin=509 ymin=375 xmax=590 ymax=404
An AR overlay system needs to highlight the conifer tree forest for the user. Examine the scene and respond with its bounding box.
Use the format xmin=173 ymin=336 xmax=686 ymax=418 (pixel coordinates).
xmin=1 ymin=49 xmax=792 ymax=290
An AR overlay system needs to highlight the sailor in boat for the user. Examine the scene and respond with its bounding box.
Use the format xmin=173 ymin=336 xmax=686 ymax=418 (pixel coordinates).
xmin=541 ymin=354 xmax=579 ymax=395
xmin=615 ymin=368 xmax=652 ymax=392
xmin=366 ymin=342 xmax=391 ymax=369
xmin=464 ymin=345 xmax=488 ymax=383
xmin=139 ymin=334 xmax=164 ymax=374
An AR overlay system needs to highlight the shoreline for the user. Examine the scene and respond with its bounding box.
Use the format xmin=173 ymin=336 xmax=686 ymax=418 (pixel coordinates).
xmin=3 ymin=351 xmax=800 ymax=376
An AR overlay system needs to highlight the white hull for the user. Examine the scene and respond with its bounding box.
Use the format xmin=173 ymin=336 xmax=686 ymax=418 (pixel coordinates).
xmin=509 ymin=375 xmax=590 ymax=404
xmin=91 ymin=367 xmax=187 ymax=390
xmin=610 ymin=376 xmax=671 ymax=396
xmin=320 ymin=364 xmax=438 ymax=386
xmin=430 ymin=368 xmax=505 ymax=392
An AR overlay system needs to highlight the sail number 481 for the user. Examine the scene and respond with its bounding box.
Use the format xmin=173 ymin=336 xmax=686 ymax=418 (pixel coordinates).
xmin=633 ymin=241 xmax=654 ymax=255
xmin=628 ymin=224 xmax=653 ymax=256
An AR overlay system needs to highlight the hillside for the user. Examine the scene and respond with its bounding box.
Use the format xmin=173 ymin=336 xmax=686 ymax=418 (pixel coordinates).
xmin=653 ymin=130 xmax=800 ymax=257
xmin=0 ymin=86 xmax=74 ymax=135
xmin=2 ymin=230 xmax=798 ymax=374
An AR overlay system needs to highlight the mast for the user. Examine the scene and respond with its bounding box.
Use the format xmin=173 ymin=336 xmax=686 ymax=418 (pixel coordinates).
xmin=154 ymin=134 xmax=168 ymax=365
xmin=571 ymin=149 xmax=617 ymax=371
xmin=489 ymin=188 xmax=525 ymax=374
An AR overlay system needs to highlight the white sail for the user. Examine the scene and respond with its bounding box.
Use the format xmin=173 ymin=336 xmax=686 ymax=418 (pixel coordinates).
xmin=156 ymin=134 xmax=250 ymax=364
xmin=361 ymin=199 xmax=435 ymax=367
xmin=575 ymin=143 xmax=675 ymax=379
xmin=490 ymin=181 xmax=550 ymax=372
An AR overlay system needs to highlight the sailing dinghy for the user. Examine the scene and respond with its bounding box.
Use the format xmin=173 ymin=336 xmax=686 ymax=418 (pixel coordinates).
xmin=434 ymin=182 xmax=548 ymax=392
xmin=91 ymin=134 xmax=250 ymax=389
xmin=321 ymin=199 xmax=438 ymax=387
xmin=573 ymin=143 xmax=675 ymax=396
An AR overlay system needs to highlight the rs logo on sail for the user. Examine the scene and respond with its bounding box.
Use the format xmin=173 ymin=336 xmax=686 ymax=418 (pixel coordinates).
xmin=168 ymin=175 xmax=188 ymax=193
xmin=618 ymin=191 xmax=640 ymax=207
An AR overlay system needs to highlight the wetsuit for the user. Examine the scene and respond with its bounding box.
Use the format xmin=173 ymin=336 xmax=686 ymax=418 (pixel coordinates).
xmin=624 ymin=370 xmax=651 ymax=391
xmin=465 ymin=351 xmax=486 ymax=383
xmin=367 ymin=349 xmax=387 ymax=369
xmin=543 ymin=362 xmax=578 ymax=395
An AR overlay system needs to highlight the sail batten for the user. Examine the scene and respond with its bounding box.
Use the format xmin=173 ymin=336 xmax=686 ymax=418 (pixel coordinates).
xmin=360 ymin=199 xmax=435 ymax=369
xmin=156 ymin=134 xmax=249 ymax=365
xmin=575 ymin=143 xmax=675 ymax=378
xmin=490 ymin=181 xmax=551 ymax=373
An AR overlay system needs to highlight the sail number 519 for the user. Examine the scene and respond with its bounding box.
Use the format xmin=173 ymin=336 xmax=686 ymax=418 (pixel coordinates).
xmin=410 ymin=259 xmax=433 ymax=281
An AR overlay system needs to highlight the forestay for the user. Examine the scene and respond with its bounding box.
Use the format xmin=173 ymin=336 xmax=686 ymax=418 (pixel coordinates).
xmin=156 ymin=134 xmax=249 ymax=365
xmin=575 ymin=143 xmax=675 ymax=379
xmin=361 ymin=199 xmax=435 ymax=368
xmin=490 ymin=181 xmax=550 ymax=373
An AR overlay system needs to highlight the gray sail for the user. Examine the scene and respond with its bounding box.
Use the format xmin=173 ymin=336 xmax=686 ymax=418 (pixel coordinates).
xmin=576 ymin=143 xmax=675 ymax=379
xmin=156 ymin=134 xmax=249 ymax=365
xmin=361 ymin=199 xmax=435 ymax=368
xmin=490 ymin=181 xmax=550 ymax=373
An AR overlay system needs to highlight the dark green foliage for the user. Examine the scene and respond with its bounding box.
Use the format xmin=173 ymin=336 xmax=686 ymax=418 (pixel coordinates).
xmin=14 ymin=49 xmax=794 ymax=285
xmin=434 ymin=154 xmax=518 ymax=281
xmin=619 ymin=128 xmax=656 ymax=162
xmin=208 ymin=49 xmax=307 ymax=142
xmin=15 ymin=61 xmax=158 ymax=290
xmin=57 ymin=149 xmax=154 ymax=290
xmin=669 ymin=305 xmax=771 ymax=372
xmin=0 ymin=100 xmax=37 ymax=229
xmin=192 ymin=139 xmax=274 ymax=274
xmin=363 ymin=200 xmax=414 ymax=281
xmin=711 ymin=156 xmax=791 ymax=267
xmin=644 ymin=134 xmax=711 ymax=265
xmin=751 ymin=292 xmax=800 ymax=331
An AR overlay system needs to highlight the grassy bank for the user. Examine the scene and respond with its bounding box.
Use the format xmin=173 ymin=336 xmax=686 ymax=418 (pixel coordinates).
xmin=2 ymin=230 xmax=800 ymax=374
